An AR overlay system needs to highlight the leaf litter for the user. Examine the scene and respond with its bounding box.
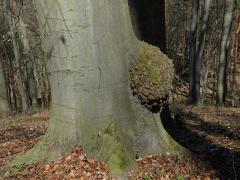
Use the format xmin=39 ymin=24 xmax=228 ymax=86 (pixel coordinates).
xmin=1 ymin=107 xmax=240 ymax=179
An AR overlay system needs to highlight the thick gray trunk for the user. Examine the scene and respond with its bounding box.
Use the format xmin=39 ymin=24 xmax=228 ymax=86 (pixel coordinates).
xmin=13 ymin=0 xmax=185 ymax=175
xmin=217 ymin=0 xmax=235 ymax=105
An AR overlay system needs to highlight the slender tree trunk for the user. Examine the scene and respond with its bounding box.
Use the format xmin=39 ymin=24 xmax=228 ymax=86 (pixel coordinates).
xmin=0 ymin=0 xmax=50 ymax=112
xmin=13 ymin=0 xmax=186 ymax=176
xmin=217 ymin=0 xmax=235 ymax=106
xmin=21 ymin=0 xmax=51 ymax=108
xmin=197 ymin=0 xmax=211 ymax=104
xmin=7 ymin=15 xmax=28 ymax=111
xmin=0 ymin=13 xmax=9 ymax=112
xmin=190 ymin=0 xmax=211 ymax=105
xmin=230 ymin=7 xmax=240 ymax=107
xmin=189 ymin=0 xmax=199 ymax=104
xmin=0 ymin=60 xmax=8 ymax=112
xmin=201 ymin=51 xmax=211 ymax=103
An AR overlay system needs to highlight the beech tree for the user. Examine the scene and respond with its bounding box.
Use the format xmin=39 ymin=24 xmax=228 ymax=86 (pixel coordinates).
xmin=13 ymin=0 xmax=185 ymax=176
xmin=217 ymin=0 xmax=235 ymax=106
xmin=0 ymin=62 xmax=8 ymax=111
xmin=189 ymin=0 xmax=211 ymax=105
xmin=189 ymin=0 xmax=199 ymax=104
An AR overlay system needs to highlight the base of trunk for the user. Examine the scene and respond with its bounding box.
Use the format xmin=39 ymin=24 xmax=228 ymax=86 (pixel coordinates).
xmin=11 ymin=107 xmax=188 ymax=176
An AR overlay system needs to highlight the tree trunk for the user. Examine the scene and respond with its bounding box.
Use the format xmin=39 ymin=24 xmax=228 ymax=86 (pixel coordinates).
xmin=0 ymin=0 xmax=51 ymax=112
xmin=190 ymin=0 xmax=211 ymax=105
xmin=189 ymin=0 xmax=199 ymax=104
xmin=5 ymin=12 xmax=28 ymax=111
xmin=20 ymin=0 xmax=51 ymax=109
xmin=0 ymin=61 xmax=8 ymax=112
xmin=197 ymin=0 xmax=211 ymax=104
xmin=230 ymin=7 xmax=240 ymax=107
xmin=217 ymin=0 xmax=235 ymax=106
xmin=13 ymin=0 xmax=185 ymax=175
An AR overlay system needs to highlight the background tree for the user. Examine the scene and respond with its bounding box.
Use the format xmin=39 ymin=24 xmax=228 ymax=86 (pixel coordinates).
xmin=166 ymin=0 xmax=239 ymax=107
xmin=196 ymin=0 xmax=211 ymax=104
xmin=0 ymin=0 xmax=50 ymax=113
xmin=189 ymin=0 xmax=200 ymax=104
xmin=217 ymin=0 xmax=235 ymax=106
xmin=0 ymin=60 xmax=8 ymax=111
xmin=189 ymin=0 xmax=211 ymax=105
xmin=229 ymin=4 xmax=240 ymax=107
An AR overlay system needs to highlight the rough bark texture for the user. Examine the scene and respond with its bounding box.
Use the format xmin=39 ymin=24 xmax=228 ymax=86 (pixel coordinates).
xmin=13 ymin=0 xmax=185 ymax=175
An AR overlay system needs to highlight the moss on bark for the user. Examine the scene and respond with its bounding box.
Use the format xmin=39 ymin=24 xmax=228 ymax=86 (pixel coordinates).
xmin=94 ymin=121 xmax=136 ymax=175
xmin=130 ymin=42 xmax=174 ymax=110
xmin=10 ymin=0 xmax=188 ymax=177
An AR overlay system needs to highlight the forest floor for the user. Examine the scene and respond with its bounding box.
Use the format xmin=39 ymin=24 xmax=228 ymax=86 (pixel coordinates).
xmin=0 ymin=107 xmax=239 ymax=179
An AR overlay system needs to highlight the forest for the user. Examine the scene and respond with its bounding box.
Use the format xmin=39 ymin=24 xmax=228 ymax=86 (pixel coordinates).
xmin=0 ymin=0 xmax=239 ymax=179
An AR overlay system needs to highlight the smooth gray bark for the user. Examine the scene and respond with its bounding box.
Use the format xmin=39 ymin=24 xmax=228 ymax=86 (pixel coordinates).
xmin=217 ymin=0 xmax=235 ymax=105
xmin=0 ymin=14 xmax=8 ymax=112
xmin=189 ymin=0 xmax=199 ymax=104
xmin=0 ymin=63 xmax=8 ymax=112
xmin=13 ymin=0 xmax=185 ymax=175
xmin=189 ymin=0 xmax=211 ymax=105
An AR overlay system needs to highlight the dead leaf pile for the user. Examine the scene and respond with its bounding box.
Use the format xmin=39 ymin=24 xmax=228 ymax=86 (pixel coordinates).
xmin=129 ymin=154 xmax=216 ymax=179
xmin=1 ymin=108 xmax=240 ymax=179
xmin=12 ymin=146 xmax=112 ymax=180
xmin=0 ymin=111 xmax=48 ymax=176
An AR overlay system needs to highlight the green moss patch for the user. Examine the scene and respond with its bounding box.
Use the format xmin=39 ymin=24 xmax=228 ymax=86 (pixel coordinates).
xmin=94 ymin=122 xmax=136 ymax=175
xmin=130 ymin=42 xmax=174 ymax=110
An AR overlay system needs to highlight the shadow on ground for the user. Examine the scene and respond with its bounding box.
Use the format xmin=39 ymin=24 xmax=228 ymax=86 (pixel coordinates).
xmin=162 ymin=106 xmax=240 ymax=179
